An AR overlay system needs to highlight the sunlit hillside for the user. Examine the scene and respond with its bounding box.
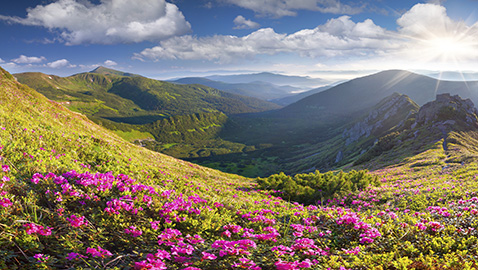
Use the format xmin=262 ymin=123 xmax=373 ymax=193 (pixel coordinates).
xmin=4 ymin=62 xmax=478 ymax=269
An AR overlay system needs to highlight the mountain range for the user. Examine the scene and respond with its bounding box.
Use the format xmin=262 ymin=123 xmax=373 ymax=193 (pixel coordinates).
xmin=4 ymin=65 xmax=478 ymax=268
xmin=172 ymin=77 xmax=303 ymax=102
xmin=205 ymin=72 xmax=328 ymax=88
xmin=14 ymin=67 xmax=478 ymax=177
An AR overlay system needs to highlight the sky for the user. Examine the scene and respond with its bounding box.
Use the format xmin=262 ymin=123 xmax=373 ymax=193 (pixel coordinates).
xmin=2 ymin=0 xmax=478 ymax=82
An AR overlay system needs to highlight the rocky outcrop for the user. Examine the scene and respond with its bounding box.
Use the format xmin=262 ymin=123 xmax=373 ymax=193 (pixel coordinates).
xmin=415 ymin=93 xmax=478 ymax=130
xmin=342 ymin=93 xmax=418 ymax=145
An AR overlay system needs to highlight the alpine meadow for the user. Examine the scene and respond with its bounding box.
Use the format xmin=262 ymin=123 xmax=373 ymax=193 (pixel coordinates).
xmin=4 ymin=1 xmax=478 ymax=270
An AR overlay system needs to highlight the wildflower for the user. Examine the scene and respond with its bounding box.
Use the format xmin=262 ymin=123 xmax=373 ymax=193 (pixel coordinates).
xmin=125 ymin=226 xmax=143 ymax=237
xmin=24 ymin=223 xmax=52 ymax=236
xmin=66 ymin=252 xmax=87 ymax=261
xmin=201 ymin=252 xmax=217 ymax=260
xmin=33 ymin=253 xmax=49 ymax=263
xmin=86 ymin=246 xmax=112 ymax=258
xmin=66 ymin=215 xmax=86 ymax=228
xmin=0 ymin=197 xmax=12 ymax=207
xmin=2 ymin=165 xmax=10 ymax=173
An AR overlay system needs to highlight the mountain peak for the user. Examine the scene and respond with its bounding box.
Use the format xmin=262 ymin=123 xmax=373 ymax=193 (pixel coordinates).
xmin=90 ymin=66 xmax=140 ymax=77
xmin=415 ymin=93 xmax=478 ymax=129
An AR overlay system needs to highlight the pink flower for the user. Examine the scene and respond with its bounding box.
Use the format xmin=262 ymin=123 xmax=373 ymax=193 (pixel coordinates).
xmin=2 ymin=165 xmax=10 ymax=173
xmin=201 ymin=252 xmax=217 ymax=260
xmin=33 ymin=253 xmax=49 ymax=263
xmin=24 ymin=223 xmax=52 ymax=236
xmin=66 ymin=252 xmax=87 ymax=261
xmin=0 ymin=197 xmax=12 ymax=207
xmin=66 ymin=215 xmax=86 ymax=228
xmin=232 ymin=257 xmax=261 ymax=270
xmin=125 ymin=226 xmax=143 ymax=237
xmin=86 ymin=246 xmax=112 ymax=258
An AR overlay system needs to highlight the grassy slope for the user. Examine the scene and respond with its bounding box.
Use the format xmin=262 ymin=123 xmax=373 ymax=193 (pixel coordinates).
xmin=14 ymin=71 xmax=281 ymax=119
xmin=15 ymin=71 xmax=278 ymax=159
xmin=4 ymin=67 xmax=478 ymax=269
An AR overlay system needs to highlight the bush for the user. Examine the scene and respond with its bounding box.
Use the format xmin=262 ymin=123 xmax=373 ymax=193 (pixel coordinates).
xmin=257 ymin=170 xmax=379 ymax=204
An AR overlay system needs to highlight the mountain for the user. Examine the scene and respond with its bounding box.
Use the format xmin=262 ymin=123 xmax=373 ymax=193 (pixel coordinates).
xmin=192 ymin=70 xmax=478 ymax=176
xmin=283 ymin=70 xmax=478 ymax=117
xmin=6 ymin=66 xmax=478 ymax=269
xmin=355 ymin=93 xmax=478 ymax=169
xmin=15 ymin=69 xmax=281 ymax=122
xmin=172 ymin=77 xmax=302 ymax=101
xmin=90 ymin=66 xmax=142 ymax=77
xmin=203 ymin=92 xmax=419 ymax=176
xmin=427 ymin=71 xmax=478 ymax=81
xmin=206 ymin=72 xmax=328 ymax=88
xmin=270 ymin=84 xmax=332 ymax=106
xmin=14 ymin=68 xmax=281 ymax=161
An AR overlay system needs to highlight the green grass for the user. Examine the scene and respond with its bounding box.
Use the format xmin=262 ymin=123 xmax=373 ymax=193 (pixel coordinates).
xmin=6 ymin=67 xmax=478 ymax=269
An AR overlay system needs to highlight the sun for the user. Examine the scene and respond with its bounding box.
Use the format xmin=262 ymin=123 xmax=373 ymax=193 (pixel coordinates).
xmin=423 ymin=35 xmax=476 ymax=61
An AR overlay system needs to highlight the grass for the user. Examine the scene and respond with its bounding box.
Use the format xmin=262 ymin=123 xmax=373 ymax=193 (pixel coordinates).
xmin=6 ymin=67 xmax=478 ymax=269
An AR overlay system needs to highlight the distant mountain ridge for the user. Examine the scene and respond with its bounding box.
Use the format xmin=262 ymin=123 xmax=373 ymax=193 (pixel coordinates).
xmin=283 ymin=70 xmax=478 ymax=118
xmin=172 ymin=77 xmax=302 ymax=101
xmin=205 ymin=72 xmax=328 ymax=88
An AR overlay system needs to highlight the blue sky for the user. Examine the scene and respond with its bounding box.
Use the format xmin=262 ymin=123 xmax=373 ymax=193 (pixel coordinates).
xmin=2 ymin=0 xmax=478 ymax=81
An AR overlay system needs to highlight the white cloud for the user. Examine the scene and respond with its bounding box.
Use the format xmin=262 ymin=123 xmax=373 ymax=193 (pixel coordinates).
xmin=137 ymin=3 xmax=478 ymax=72
xmin=47 ymin=59 xmax=76 ymax=69
xmin=135 ymin=16 xmax=396 ymax=63
xmin=233 ymin=15 xmax=260 ymax=29
xmin=222 ymin=0 xmax=363 ymax=17
xmin=0 ymin=0 xmax=191 ymax=45
xmin=104 ymin=60 xmax=118 ymax=66
xmin=395 ymin=4 xmax=478 ymax=63
xmin=12 ymin=55 xmax=46 ymax=64
xmin=0 ymin=58 xmax=4 ymax=63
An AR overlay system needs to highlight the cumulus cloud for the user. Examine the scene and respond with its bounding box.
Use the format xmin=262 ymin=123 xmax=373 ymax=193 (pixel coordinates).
xmin=222 ymin=0 xmax=363 ymax=17
xmin=395 ymin=4 xmax=478 ymax=62
xmin=136 ymin=3 xmax=478 ymax=69
xmin=233 ymin=15 xmax=260 ymax=29
xmin=0 ymin=58 xmax=4 ymax=63
xmin=0 ymin=0 xmax=191 ymax=45
xmin=104 ymin=60 xmax=118 ymax=66
xmin=135 ymin=16 xmax=396 ymax=63
xmin=12 ymin=55 xmax=46 ymax=64
xmin=47 ymin=59 xmax=76 ymax=68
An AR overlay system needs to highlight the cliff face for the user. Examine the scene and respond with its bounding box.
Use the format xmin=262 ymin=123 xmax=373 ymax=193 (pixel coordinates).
xmin=414 ymin=93 xmax=478 ymax=132
xmin=342 ymin=93 xmax=419 ymax=145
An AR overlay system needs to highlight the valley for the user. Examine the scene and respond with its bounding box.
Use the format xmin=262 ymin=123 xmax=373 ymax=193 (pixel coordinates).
xmin=5 ymin=1 xmax=478 ymax=269
xmin=15 ymin=67 xmax=478 ymax=178
xmin=3 ymin=66 xmax=478 ymax=269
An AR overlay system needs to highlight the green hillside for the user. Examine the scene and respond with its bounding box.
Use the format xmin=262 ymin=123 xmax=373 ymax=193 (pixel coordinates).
xmin=14 ymin=69 xmax=280 ymax=161
xmin=14 ymin=70 xmax=280 ymax=121
xmin=5 ymin=66 xmax=478 ymax=269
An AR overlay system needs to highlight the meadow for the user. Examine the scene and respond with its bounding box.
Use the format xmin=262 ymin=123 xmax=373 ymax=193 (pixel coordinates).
xmin=2 ymin=66 xmax=478 ymax=270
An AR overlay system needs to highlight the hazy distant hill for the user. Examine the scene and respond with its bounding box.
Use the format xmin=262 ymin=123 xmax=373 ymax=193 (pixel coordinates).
xmin=426 ymin=71 xmax=478 ymax=81
xmin=172 ymin=77 xmax=301 ymax=101
xmin=206 ymin=72 xmax=328 ymax=88
xmin=283 ymin=70 xmax=478 ymax=117
xmin=270 ymin=85 xmax=332 ymax=106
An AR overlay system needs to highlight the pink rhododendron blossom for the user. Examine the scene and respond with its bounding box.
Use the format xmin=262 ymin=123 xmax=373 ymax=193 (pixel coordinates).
xmin=125 ymin=226 xmax=143 ymax=237
xmin=86 ymin=246 xmax=112 ymax=258
xmin=24 ymin=223 xmax=52 ymax=236
xmin=66 ymin=214 xmax=86 ymax=228
xmin=33 ymin=253 xmax=49 ymax=263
